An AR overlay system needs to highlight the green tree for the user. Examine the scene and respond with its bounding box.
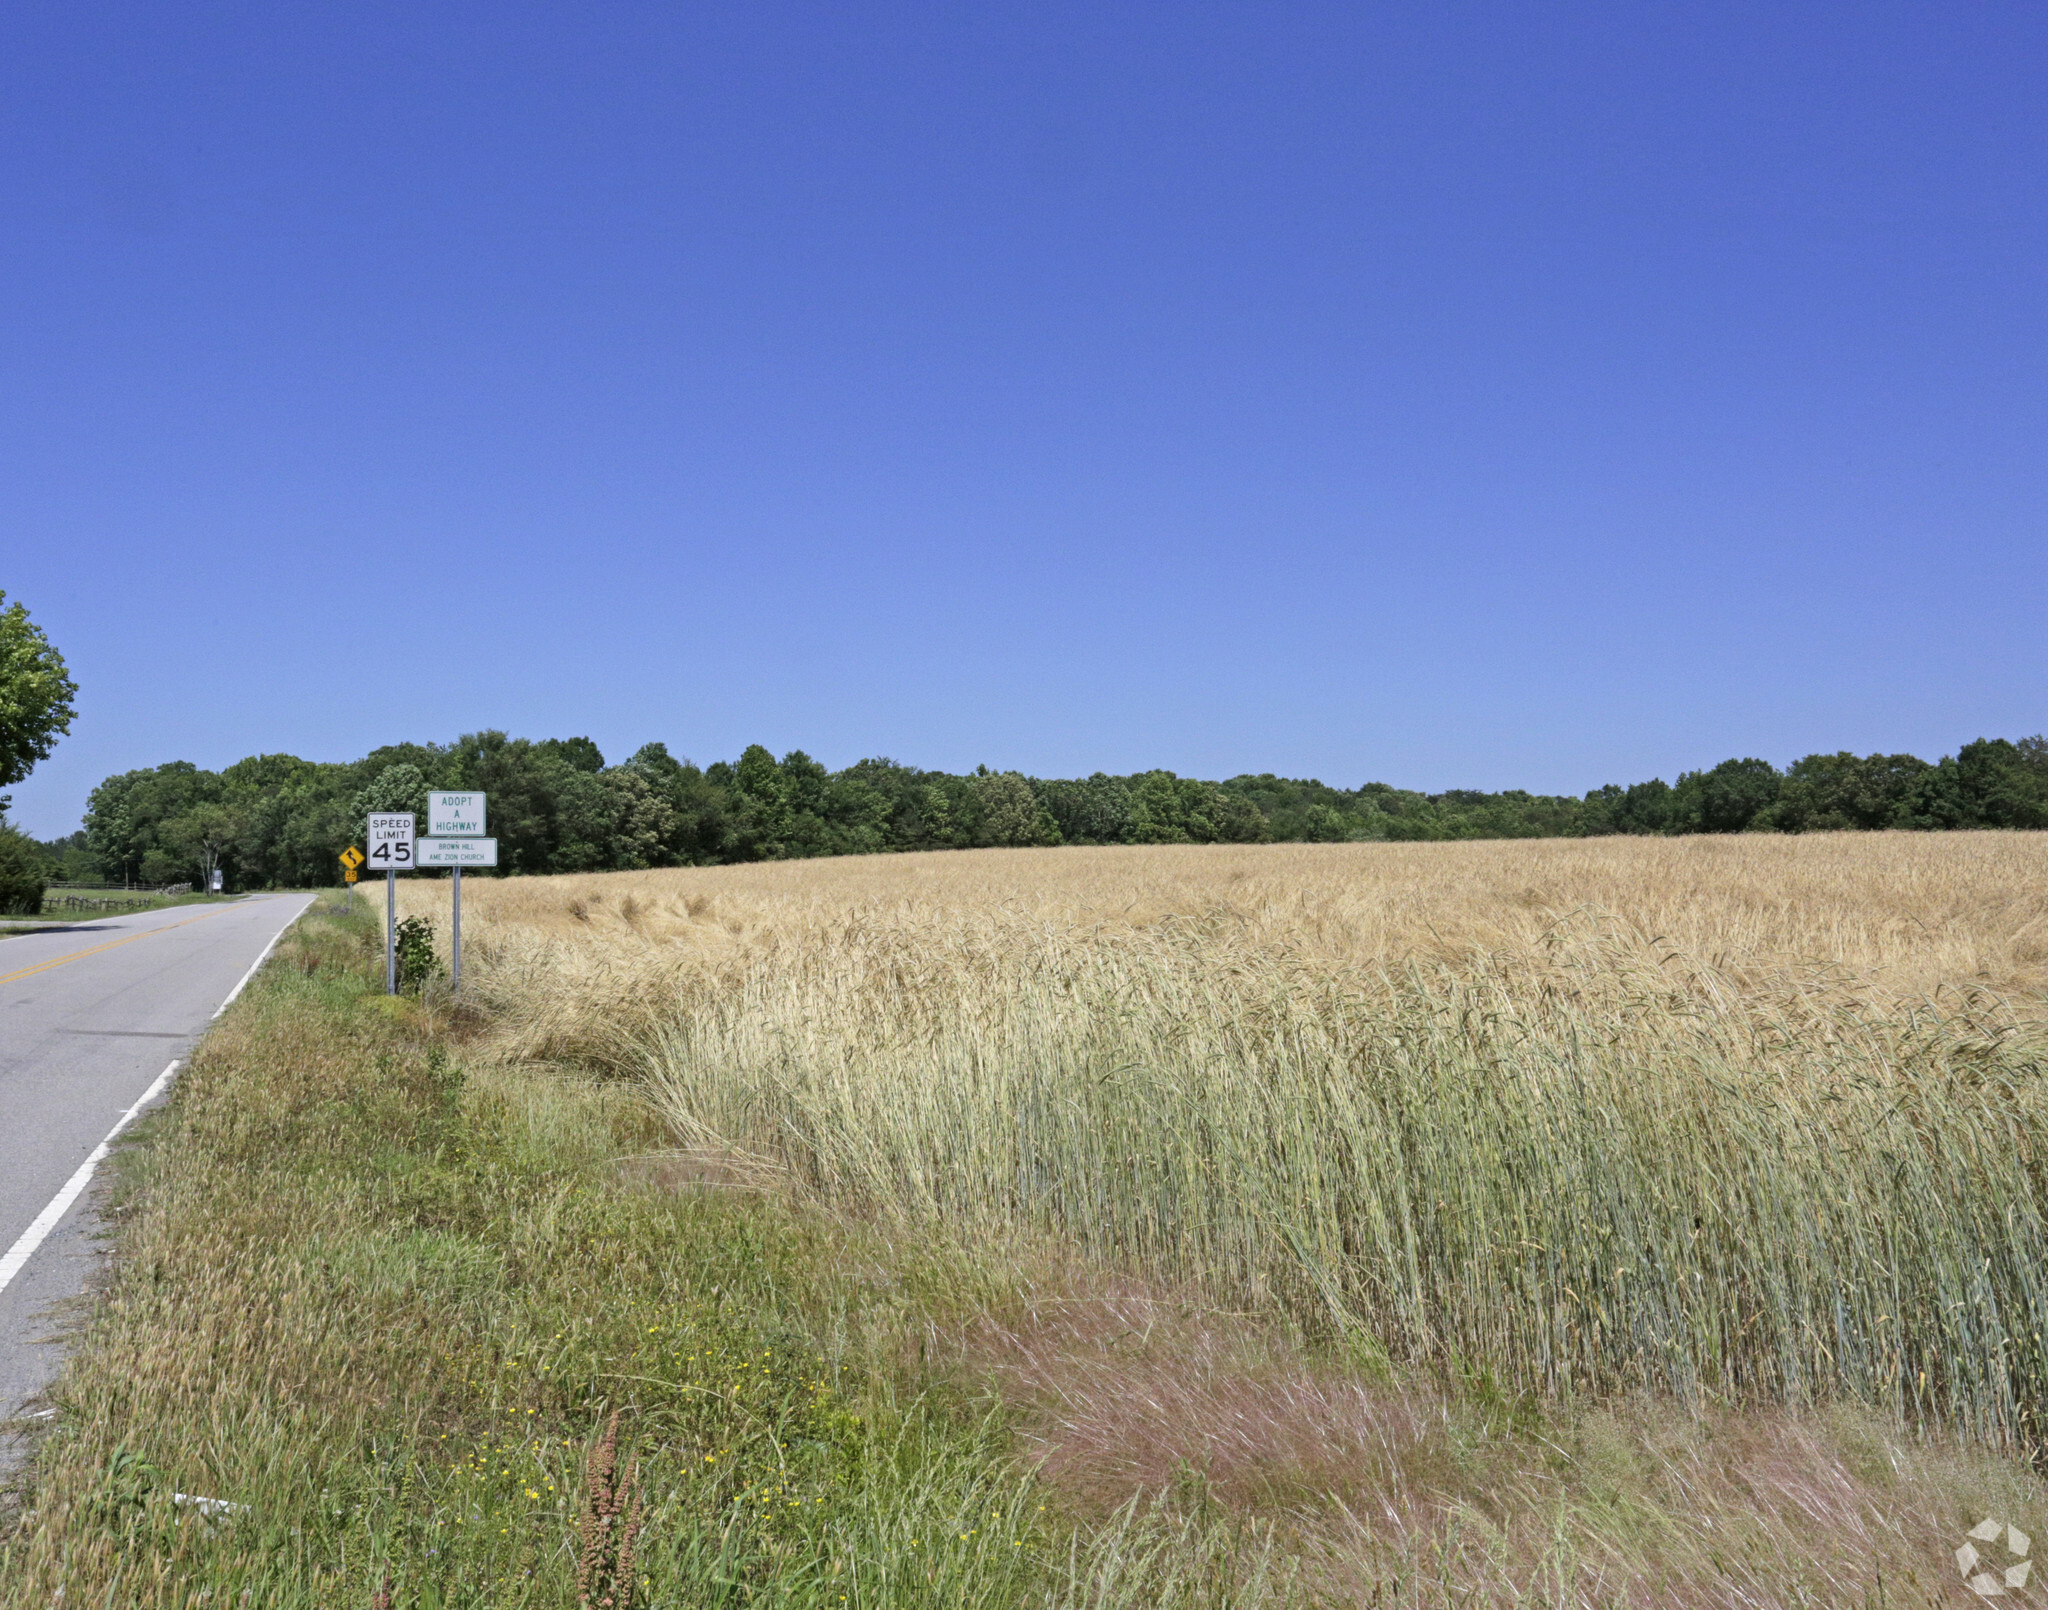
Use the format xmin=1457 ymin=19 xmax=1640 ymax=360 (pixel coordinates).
xmin=1955 ymin=737 xmax=2048 ymax=829
xmin=84 ymin=762 xmax=222 ymax=883
xmin=0 ymin=590 xmax=78 ymax=797
xmin=537 ymin=736 xmax=605 ymax=773
xmin=604 ymin=767 xmax=676 ymax=869
xmin=1038 ymin=774 xmax=1134 ymax=844
xmin=550 ymin=767 xmax=618 ymax=871
xmin=0 ymin=822 xmax=45 ymax=914
xmin=777 ymin=750 xmax=833 ymax=858
xmin=1771 ymin=751 xmax=1931 ymax=832
xmin=349 ymin=764 xmax=428 ymax=822
xmin=728 ymin=745 xmax=791 ymax=859
xmin=624 ymin=743 xmax=735 ymax=865
xmin=917 ymin=782 xmax=958 ymax=846
xmin=164 ymin=801 xmax=242 ymax=889
xmin=1671 ymin=758 xmax=1781 ymax=834
xmin=973 ymin=771 xmax=1060 ymax=848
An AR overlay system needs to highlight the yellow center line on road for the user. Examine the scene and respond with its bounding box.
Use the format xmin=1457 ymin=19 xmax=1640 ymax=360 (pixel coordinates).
xmin=0 ymin=906 xmax=240 ymax=989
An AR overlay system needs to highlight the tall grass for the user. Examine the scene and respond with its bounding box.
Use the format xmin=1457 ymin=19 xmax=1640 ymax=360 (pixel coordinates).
xmin=402 ymin=833 xmax=2048 ymax=1445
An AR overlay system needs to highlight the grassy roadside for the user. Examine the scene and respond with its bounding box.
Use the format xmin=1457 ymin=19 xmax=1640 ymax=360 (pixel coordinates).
xmin=0 ymin=896 xmax=1180 ymax=1608
xmin=6 ymin=881 xmax=2043 ymax=1606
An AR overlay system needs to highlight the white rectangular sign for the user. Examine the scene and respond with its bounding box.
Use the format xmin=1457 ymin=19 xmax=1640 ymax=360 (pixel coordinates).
xmin=429 ymin=791 xmax=487 ymax=837
xmin=366 ymin=812 xmax=416 ymax=871
xmin=418 ymin=837 xmax=498 ymax=867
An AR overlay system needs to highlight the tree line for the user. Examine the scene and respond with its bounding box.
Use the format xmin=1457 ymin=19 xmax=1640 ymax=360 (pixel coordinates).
xmin=21 ymin=730 xmax=2047 ymax=892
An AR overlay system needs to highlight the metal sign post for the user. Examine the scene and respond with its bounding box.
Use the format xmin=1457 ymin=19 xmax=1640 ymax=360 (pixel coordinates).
xmin=425 ymin=793 xmax=489 ymax=997
xmin=366 ymin=813 xmax=417 ymax=994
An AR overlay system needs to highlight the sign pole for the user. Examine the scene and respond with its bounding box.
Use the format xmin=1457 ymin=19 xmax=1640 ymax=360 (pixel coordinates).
xmin=365 ymin=813 xmax=416 ymax=995
xmin=424 ymin=792 xmax=488 ymax=1000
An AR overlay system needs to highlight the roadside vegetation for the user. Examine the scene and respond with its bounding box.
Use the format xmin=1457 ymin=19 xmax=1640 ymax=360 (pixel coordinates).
xmin=2 ymin=899 xmax=1106 ymax=1607
xmin=8 ymin=833 xmax=2047 ymax=1605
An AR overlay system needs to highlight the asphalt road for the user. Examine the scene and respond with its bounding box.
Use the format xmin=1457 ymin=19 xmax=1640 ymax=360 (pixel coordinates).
xmin=0 ymin=893 xmax=314 ymax=1435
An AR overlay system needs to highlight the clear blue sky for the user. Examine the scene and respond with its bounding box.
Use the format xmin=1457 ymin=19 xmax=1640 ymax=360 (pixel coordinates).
xmin=5 ymin=2 xmax=2044 ymax=838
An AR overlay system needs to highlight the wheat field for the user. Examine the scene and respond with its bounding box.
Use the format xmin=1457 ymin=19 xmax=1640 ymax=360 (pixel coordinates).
xmin=390 ymin=832 xmax=2048 ymax=1447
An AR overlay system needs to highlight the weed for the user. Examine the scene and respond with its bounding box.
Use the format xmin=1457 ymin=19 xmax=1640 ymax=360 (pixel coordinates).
xmin=575 ymin=1411 xmax=643 ymax=1609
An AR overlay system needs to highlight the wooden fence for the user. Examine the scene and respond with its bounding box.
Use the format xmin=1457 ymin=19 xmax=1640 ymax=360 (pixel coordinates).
xmin=42 ymin=883 xmax=195 ymax=913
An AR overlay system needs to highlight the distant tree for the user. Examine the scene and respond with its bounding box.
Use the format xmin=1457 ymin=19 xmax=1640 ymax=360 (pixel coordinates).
xmin=918 ymin=782 xmax=958 ymax=846
xmin=349 ymin=764 xmax=428 ymax=822
xmin=164 ymin=801 xmax=241 ymax=889
xmin=0 ymin=590 xmax=78 ymax=798
xmin=1038 ymin=774 xmax=1134 ymax=845
xmin=1578 ymin=778 xmax=1678 ymax=835
xmin=1672 ymin=758 xmax=1781 ymax=834
xmin=32 ymin=828 xmax=96 ymax=883
xmin=1299 ymin=803 xmax=1351 ymax=842
xmin=776 ymin=750 xmax=834 ymax=857
xmin=550 ymin=767 xmax=618 ymax=871
xmin=832 ymin=757 xmax=932 ymax=852
xmin=603 ymin=767 xmax=676 ymax=870
xmin=727 ymin=745 xmax=791 ymax=860
xmin=1955 ymin=737 xmax=2048 ymax=829
xmin=85 ymin=762 xmax=221 ymax=883
xmin=818 ymin=769 xmax=892 ymax=856
xmin=973 ymin=771 xmax=1060 ymax=847
xmin=537 ymin=736 xmax=605 ymax=774
xmin=221 ymin=752 xmax=321 ymax=794
xmin=1127 ymin=771 xmax=1195 ymax=843
xmin=1771 ymin=751 xmax=1931 ymax=832
xmin=621 ymin=742 xmax=720 ymax=864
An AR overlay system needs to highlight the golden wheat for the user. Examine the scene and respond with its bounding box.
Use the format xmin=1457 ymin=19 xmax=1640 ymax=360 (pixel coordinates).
xmin=390 ymin=831 xmax=2048 ymax=1443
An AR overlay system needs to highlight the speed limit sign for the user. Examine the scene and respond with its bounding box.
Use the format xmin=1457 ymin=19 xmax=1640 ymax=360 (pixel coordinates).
xmin=366 ymin=813 xmax=416 ymax=870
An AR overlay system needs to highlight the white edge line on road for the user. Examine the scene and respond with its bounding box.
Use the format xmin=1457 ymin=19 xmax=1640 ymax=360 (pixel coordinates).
xmin=211 ymin=895 xmax=312 ymax=1019
xmin=0 ymin=892 xmax=315 ymax=1300
xmin=0 ymin=1059 xmax=180 ymax=1298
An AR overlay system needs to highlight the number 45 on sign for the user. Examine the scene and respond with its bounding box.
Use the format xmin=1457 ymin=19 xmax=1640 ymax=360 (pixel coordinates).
xmin=366 ymin=815 xmax=415 ymax=870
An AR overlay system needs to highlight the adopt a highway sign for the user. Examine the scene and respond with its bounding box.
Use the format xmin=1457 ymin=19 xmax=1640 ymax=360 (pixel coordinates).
xmin=429 ymin=791 xmax=486 ymax=837
xmin=366 ymin=812 xmax=416 ymax=870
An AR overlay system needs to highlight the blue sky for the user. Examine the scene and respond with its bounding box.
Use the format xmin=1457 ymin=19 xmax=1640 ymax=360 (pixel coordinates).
xmin=4 ymin=1 xmax=2044 ymax=838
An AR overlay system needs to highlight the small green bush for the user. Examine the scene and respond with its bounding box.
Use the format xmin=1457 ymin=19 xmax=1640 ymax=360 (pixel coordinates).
xmin=394 ymin=914 xmax=436 ymax=992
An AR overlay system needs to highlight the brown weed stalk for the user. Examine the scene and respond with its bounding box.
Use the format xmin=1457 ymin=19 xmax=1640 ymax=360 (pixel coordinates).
xmin=575 ymin=1410 xmax=643 ymax=1610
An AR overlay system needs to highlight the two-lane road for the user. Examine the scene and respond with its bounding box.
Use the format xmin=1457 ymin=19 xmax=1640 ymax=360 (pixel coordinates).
xmin=0 ymin=893 xmax=314 ymax=1425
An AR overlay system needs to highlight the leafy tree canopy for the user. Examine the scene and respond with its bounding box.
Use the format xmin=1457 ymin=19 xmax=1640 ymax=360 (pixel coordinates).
xmin=0 ymin=590 xmax=78 ymax=793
